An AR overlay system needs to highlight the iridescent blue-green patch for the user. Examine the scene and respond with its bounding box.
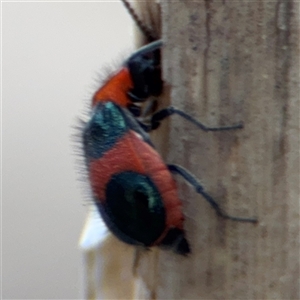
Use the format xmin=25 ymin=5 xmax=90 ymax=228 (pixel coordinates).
xmin=83 ymin=102 xmax=127 ymax=159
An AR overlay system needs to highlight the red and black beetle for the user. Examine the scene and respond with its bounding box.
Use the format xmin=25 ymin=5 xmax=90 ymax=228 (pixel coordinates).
xmin=83 ymin=40 xmax=191 ymax=254
xmin=80 ymin=39 xmax=256 ymax=255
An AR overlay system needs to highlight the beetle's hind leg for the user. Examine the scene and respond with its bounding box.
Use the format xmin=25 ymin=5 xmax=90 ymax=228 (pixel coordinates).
xmin=168 ymin=164 xmax=257 ymax=223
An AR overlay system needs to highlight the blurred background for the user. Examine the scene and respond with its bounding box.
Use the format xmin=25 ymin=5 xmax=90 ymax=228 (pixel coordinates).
xmin=2 ymin=2 xmax=133 ymax=299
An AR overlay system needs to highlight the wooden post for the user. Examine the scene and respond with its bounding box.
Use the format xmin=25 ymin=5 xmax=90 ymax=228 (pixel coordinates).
xmin=135 ymin=1 xmax=300 ymax=299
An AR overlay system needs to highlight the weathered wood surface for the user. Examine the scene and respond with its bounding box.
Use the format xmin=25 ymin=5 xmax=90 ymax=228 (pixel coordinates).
xmin=135 ymin=1 xmax=300 ymax=299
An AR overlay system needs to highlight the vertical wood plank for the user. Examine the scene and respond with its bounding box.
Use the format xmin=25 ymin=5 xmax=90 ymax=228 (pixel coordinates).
xmin=135 ymin=1 xmax=300 ymax=299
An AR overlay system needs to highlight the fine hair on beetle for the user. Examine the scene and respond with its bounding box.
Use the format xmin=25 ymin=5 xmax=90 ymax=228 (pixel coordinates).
xmin=73 ymin=0 xmax=159 ymax=212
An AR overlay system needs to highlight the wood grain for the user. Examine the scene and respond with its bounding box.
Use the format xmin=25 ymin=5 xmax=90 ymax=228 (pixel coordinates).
xmin=135 ymin=1 xmax=300 ymax=299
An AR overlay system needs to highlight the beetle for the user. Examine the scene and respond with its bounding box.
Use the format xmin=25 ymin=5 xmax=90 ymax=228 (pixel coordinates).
xmin=80 ymin=37 xmax=257 ymax=255
xmin=83 ymin=101 xmax=190 ymax=254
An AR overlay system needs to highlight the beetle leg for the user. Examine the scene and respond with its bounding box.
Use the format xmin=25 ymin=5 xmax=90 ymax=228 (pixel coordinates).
xmin=150 ymin=106 xmax=243 ymax=131
xmin=168 ymin=164 xmax=257 ymax=223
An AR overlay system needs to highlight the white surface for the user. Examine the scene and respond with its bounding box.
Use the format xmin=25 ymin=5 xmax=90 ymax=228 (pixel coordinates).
xmin=2 ymin=2 xmax=133 ymax=299
xmin=79 ymin=209 xmax=110 ymax=251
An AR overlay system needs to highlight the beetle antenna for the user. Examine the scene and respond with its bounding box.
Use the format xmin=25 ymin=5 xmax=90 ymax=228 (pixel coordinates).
xmin=121 ymin=0 xmax=157 ymax=41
